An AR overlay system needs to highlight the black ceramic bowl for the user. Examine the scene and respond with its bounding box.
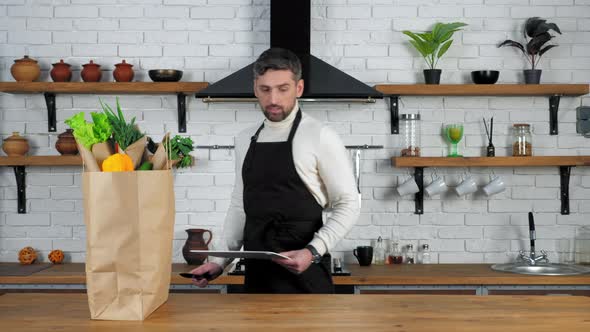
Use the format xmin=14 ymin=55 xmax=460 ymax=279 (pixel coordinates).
xmin=471 ymin=70 xmax=499 ymax=84
xmin=149 ymin=69 xmax=183 ymax=82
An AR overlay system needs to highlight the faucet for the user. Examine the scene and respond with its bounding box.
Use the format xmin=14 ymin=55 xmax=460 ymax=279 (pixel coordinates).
xmin=517 ymin=212 xmax=549 ymax=266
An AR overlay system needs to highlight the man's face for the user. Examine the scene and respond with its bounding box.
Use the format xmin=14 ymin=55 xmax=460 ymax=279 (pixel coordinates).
xmin=254 ymin=69 xmax=304 ymax=122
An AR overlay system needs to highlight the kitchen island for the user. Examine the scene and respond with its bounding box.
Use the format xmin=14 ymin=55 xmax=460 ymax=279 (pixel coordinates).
xmin=1 ymin=292 xmax=589 ymax=331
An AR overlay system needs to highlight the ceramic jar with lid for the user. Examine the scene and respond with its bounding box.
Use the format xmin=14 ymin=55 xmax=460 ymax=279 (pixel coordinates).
xmin=50 ymin=59 xmax=72 ymax=82
xmin=55 ymin=129 xmax=78 ymax=155
xmin=113 ymin=60 xmax=134 ymax=82
xmin=2 ymin=132 xmax=30 ymax=156
xmin=81 ymin=60 xmax=102 ymax=82
xmin=10 ymin=56 xmax=41 ymax=82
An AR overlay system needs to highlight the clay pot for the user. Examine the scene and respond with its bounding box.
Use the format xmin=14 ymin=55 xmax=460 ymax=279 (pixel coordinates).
xmin=81 ymin=60 xmax=102 ymax=82
xmin=10 ymin=55 xmax=41 ymax=82
xmin=55 ymin=129 xmax=78 ymax=155
xmin=182 ymin=229 xmax=212 ymax=265
xmin=113 ymin=59 xmax=134 ymax=82
xmin=2 ymin=132 xmax=30 ymax=157
xmin=50 ymin=59 xmax=72 ymax=82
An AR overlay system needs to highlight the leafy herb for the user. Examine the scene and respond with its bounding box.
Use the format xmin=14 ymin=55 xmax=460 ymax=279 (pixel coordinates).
xmin=403 ymin=22 xmax=467 ymax=70
xmin=99 ymin=97 xmax=144 ymax=151
xmin=164 ymin=135 xmax=194 ymax=168
xmin=64 ymin=112 xmax=112 ymax=150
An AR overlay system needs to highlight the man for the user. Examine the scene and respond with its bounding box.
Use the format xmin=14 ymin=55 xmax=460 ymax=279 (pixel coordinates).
xmin=190 ymin=48 xmax=359 ymax=293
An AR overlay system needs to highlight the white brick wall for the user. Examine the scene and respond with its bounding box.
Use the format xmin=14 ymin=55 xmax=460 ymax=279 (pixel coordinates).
xmin=0 ymin=1 xmax=589 ymax=264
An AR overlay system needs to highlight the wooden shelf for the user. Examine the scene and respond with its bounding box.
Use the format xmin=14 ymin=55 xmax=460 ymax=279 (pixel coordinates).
xmin=375 ymin=84 xmax=589 ymax=135
xmin=374 ymin=84 xmax=589 ymax=96
xmin=0 ymin=82 xmax=209 ymax=94
xmin=392 ymin=156 xmax=590 ymax=168
xmin=0 ymin=82 xmax=209 ymax=133
xmin=392 ymin=156 xmax=590 ymax=216
xmin=0 ymin=155 xmax=82 ymax=166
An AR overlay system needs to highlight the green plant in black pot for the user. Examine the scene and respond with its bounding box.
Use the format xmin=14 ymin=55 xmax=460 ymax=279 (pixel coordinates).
xmin=498 ymin=17 xmax=561 ymax=84
xmin=403 ymin=22 xmax=467 ymax=84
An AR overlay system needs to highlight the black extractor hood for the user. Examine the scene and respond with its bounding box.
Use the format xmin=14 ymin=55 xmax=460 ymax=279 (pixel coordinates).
xmin=195 ymin=0 xmax=383 ymax=103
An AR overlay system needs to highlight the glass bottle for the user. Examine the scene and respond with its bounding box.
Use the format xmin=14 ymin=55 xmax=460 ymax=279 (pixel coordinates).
xmin=374 ymin=236 xmax=385 ymax=265
xmin=385 ymin=239 xmax=393 ymax=265
xmin=405 ymin=244 xmax=415 ymax=264
xmin=418 ymin=244 xmax=431 ymax=264
xmin=512 ymin=123 xmax=532 ymax=156
xmin=400 ymin=114 xmax=421 ymax=157
xmin=389 ymin=241 xmax=403 ymax=264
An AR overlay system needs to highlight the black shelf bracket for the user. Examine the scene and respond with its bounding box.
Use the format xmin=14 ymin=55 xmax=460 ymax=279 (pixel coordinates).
xmin=414 ymin=167 xmax=424 ymax=215
xmin=389 ymin=95 xmax=400 ymax=134
xmin=14 ymin=166 xmax=26 ymax=214
xmin=559 ymin=166 xmax=571 ymax=215
xmin=44 ymin=92 xmax=57 ymax=132
xmin=177 ymin=92 xmax=187 ymax=133
xmin=549 ymin=95 xmax=561 ymax=135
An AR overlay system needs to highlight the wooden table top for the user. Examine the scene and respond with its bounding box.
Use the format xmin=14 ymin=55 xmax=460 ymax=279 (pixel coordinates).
xmin=2 ymin=263 xmax=589 ymax=286
xmin=1 ymin=293 xmax=589 ymax=331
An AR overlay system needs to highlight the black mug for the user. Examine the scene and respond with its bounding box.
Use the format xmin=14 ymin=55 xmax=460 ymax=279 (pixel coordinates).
xmin=353 ymin=246 xmax=373 ymax=266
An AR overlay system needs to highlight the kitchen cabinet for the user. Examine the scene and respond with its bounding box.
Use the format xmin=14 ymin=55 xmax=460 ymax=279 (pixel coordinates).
xmin=391 ymin=156 xmax=590 ymax=215
xmin=0 ymin=82 xmax=209 ymax=133
xmin=374 ymin=84 xmax=589 ymax=135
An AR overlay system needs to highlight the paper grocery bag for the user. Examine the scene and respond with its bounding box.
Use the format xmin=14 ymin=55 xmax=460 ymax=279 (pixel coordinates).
xmin=82 ymin=170 xmax=175 ymax=321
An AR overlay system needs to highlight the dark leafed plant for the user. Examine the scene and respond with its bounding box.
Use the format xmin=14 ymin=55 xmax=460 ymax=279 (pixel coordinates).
xmin=163 ymin=135 xmax=194 ymax=168
xmin=498 ymin=17 xmax=561 ymax=70
xmin=403 ymin=22 xmax=468 ymax=70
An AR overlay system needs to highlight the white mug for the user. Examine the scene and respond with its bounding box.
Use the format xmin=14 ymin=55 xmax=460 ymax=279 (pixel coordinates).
xmin=454 ymin=176 xmax=477 ymax=196
xmin=425 ymin=177 xmax=447 ymax=197
xmin=483 ymin=175 xmax=506 ymax=196
xmin=397 ymin=177 xmax=420 ymax=196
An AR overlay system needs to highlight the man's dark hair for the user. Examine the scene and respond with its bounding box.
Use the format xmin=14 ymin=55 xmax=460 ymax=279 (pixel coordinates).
xmin=253 ymin=47 xmax=302 ymax=81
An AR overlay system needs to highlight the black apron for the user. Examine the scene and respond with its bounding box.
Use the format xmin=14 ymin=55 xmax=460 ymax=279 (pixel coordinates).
xmin=242 ymin=110 xmax=333 ymax=294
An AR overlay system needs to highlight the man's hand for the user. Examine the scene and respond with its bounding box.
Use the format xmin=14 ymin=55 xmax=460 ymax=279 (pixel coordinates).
xmin=189 ymin=262 xmax=223 ymax=288
xmin=273 ymin=248 xmax=314 ymax=274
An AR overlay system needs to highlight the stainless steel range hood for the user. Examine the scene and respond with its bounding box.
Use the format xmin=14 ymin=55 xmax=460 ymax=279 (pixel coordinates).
xmin=195 ymin=0 xmax=383 ymax=103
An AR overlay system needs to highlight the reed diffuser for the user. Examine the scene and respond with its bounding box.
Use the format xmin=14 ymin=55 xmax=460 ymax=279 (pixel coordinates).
xmin=483 ymin=117 xmax=495 ymax=157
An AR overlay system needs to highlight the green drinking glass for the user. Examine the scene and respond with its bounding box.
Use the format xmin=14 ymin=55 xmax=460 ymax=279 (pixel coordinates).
xmin=444 ymin=124 xmax=464 ymax=157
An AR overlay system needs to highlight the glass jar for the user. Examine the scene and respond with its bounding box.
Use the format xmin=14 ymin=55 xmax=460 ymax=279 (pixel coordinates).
xmin=388 ymin=241 xmax=403 ymax=264
xmin=512 ymin=123 xmax=532 ymax=156
xmin=405 ymin=244 xmax=415 ymax=264
xmin=374 ymin=236 xmax=386 ymax=265
xmin=400 ymin=113 xmax=421 ymax=157
xmin=418 ymin=244 xmax=431 ymax=264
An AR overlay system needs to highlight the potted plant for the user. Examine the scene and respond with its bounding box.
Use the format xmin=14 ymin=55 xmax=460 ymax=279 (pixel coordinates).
xmin=498 ymin=17 xmax=561 ymax=84
xmin=403 ymin=22 xmax=467 ymax=84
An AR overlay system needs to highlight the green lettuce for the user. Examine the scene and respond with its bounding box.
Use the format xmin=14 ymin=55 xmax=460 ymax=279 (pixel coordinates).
xmin=64 ymin=112 xmax=112 ymax=150
xmin=90 ymin=112 xmax=112 ymax=143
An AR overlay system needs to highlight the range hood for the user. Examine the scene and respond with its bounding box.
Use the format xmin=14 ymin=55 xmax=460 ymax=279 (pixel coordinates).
xmin=195 ymin=0 xmax=383 ymax=103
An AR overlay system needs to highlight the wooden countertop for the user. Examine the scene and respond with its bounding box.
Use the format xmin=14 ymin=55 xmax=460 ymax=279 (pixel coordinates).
xmin=1 ymin=293 xmax=590 ymax=331
xmin=2 ymin=263 xmax=590 ymax=285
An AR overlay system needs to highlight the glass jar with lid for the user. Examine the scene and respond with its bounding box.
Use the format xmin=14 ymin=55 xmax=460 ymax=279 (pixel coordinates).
xmin=512 ymin=123 xmax=532 ymax=156
xmin=400 ymin=113 xmax=421 ymax=157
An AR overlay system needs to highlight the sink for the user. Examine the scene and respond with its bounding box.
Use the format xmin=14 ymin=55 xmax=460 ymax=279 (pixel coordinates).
xmin=491 ymin=263 xmax=590 ymax=276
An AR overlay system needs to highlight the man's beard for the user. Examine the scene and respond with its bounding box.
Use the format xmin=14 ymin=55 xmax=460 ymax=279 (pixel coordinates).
xmin=261 ymin=102 xmax=295 ymax=122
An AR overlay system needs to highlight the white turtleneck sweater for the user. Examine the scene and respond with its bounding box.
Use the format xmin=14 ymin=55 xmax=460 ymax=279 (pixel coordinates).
xmin=211 ymin=101 xmax=360 ymax=268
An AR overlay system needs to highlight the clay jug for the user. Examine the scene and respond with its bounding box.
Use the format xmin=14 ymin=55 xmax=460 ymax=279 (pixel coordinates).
xmin=50 ymin=59 xmax=72 ymax=82
xmin=2 ymin=132 xmax=30 ymax=157
xmin=81 ymin=60 xmax=102 ymax=82
xmin=10 ymin=55 xmax=41 ymax=82
xmin=182 ymin=229 xmax=212 ymax=265
xmin=113 ymin=59 xmax=134 ymax=82
xmin=55 ymin=129 xmax=78 ymax=155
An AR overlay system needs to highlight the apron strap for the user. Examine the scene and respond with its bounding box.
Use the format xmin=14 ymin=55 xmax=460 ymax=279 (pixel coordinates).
xmin=287 ymin=110 xmax=302 ymax=143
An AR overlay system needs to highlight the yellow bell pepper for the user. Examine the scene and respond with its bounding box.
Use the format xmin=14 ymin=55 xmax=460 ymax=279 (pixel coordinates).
xmin=102 ymin=153 xmax=134 ymax=172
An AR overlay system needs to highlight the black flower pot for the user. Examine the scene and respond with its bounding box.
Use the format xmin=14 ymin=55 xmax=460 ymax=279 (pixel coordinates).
xmin=423 ymin=69 xmax=441 ymax=84
xmin=524 ymin=69 xmax=542 ymax=84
